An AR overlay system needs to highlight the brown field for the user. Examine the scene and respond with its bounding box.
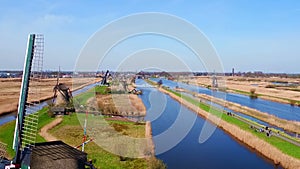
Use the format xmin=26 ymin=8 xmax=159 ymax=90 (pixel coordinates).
xmin=0 ymin=78 xmax=100 ymax=116
xmin=186 ymin=76 xmax=300 ymax=104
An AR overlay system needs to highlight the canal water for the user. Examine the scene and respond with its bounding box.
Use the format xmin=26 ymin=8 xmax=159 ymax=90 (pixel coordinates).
xmin=136 ymin=79 xmax=279 ymax=169
xmin=151 ymin=78 xmax=300 ymax=122
xmin=0 ymin=82 xmax=99 ymax=126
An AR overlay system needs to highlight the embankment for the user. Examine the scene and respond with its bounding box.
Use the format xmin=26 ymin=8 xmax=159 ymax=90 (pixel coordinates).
xmin=145 ymin=121 xmax=155 ymax=157
xmin=159 ymin=87 xmax=300 ymax=169
xmin=195 ymin=93 xmax=300 ymax=134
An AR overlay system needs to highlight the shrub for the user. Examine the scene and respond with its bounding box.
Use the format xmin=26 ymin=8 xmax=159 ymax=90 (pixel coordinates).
xmin=47 ymin=110 xmax=55 ymax=118
xmin=249 ymin=88 xmax=258 ymax=99
xmin=149 ymin=157 xmax=167 ymax=169
xmin=265 ymin=85 xmax=276 ymax=88
xmin=290 ymin=100 xmax=296 ymax=106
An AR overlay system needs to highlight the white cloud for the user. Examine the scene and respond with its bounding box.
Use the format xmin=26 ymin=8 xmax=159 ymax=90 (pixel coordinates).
xmin=43 ymin=14 xmax=73 ymax=25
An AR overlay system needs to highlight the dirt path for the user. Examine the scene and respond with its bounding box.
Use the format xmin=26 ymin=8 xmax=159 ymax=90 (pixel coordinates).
xmin=39 ymin=117 xmax=63 ymax=141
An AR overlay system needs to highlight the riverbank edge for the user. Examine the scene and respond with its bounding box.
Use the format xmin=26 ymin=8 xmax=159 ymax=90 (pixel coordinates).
xmin=176 ymin=87 xmax=300 ymax=135
xmin=145 ymin=121 xmax=155 ymax=157
xmin=156 ymin=86 xmax=300 ymax=169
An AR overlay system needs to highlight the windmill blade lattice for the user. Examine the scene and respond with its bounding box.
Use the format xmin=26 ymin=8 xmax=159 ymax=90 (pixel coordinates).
xmin=21 ymin=34 xmax=44 ymax=149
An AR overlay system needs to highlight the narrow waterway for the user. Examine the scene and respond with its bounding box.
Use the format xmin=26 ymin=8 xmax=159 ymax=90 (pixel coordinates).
xmin=137 ymin=79 xmax=279 ymax=169
xmin=151 ymin=78 xmax=300 ymax=122
xmin=0 ymin=82 xmax=99 ymax=126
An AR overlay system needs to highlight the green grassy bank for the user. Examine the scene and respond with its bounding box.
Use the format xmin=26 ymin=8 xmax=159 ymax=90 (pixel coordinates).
xmin=165 ymin=86 xmax=300 ymax=159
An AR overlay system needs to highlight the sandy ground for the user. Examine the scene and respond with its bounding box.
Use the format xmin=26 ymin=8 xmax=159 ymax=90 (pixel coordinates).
xmin=186 ymin=76 xmax=300 ymax=104
xmin=39 ymin=117 xmax=62 ymax=141
xmin=0 ymin=78 xmax=100 ymax=116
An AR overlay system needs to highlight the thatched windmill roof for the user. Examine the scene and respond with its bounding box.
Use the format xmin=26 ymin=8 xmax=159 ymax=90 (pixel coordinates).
xmin=21 ymin=141 xmax=87 ymax=169
xmin=56 ymin=83 xmax=70 ymax=91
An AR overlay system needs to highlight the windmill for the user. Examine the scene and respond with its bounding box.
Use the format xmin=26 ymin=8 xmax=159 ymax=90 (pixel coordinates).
xmin=100 ymin=70 xmax=110 ymax=86
xmin=7 ymin=34 xmax=44 ymax=168
xmin=120 ymin=74 xmax=128 ymax=93
xmin=2 ymin=34 xmax=95 ymax=169
xmin=212 ymin=70 xmax=218 ymax=89
xmin=50 ymin=67 xmax=74 ymax=115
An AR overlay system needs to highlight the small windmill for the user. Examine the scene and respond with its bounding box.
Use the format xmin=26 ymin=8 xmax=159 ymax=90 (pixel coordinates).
xmin=212 ymin=70 xmax=218 ymax=89
xmin=50 ymin=67 xmax=74 ymax=115
xmin=100 ymin=70 xmax=110 ymax=86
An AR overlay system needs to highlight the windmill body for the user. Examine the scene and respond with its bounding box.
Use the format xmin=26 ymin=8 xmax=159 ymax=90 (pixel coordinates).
xmin=51 ymin=79 xmax=74 ymax=115
xmin=53 ymin=83 xmax=72 ymax=105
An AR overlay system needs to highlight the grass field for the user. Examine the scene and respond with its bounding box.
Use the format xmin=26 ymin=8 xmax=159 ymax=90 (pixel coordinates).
xmin=0 ymin=111 xmax=153 ymax=169
xmin=0 ymin=84 xmax=166 ymax=168
xmin=0 ymin=86 xmax=109 ymax=159
xmin=49 ymin=113 xmax=150 ymax=169
xmin=0 ymin=107 xmax=56 ymax=158
xmin=0 ymin=121 xmax=15 ymax=157
xmin=48 ymin=85 xmax=164 ymax=168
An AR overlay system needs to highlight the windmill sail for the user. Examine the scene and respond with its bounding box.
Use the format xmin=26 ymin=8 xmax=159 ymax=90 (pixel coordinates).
xmin=12 ymin=34 xmax=44 ymax=164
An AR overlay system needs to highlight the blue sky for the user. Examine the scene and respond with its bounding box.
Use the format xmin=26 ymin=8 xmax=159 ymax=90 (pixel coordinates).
xmin=0 ymin=0 xmax=299 ymax=73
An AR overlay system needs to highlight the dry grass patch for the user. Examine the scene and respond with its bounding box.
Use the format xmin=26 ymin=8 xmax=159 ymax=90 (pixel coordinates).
xmin=97 ymin=94 xmax=146 ymax=116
